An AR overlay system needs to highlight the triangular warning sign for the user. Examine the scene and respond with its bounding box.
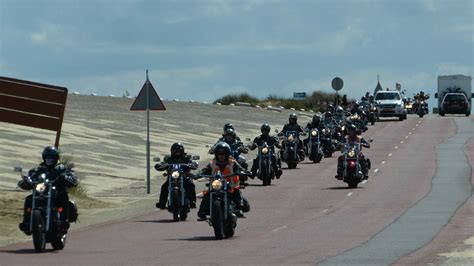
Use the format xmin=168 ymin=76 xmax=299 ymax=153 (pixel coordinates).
xmin=130 ymin=79 xmax=166 ymax=111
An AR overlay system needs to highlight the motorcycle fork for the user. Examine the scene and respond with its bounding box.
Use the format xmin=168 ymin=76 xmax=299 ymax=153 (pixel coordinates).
xmin=46 ymin=186 xmax=52 ymax=232
xmin=30 ymin=189 xmax=37 ymax=232
xmin=224 ymin=184 xmax=228 ymax=221
xmin=180 ymin=174 xmax=185 ymax=206
xmin=167 ymin=175 xmax=173 ymax=207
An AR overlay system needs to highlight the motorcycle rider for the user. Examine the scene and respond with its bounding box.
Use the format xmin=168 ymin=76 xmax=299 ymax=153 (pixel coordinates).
xmin=197 ymin=142 xmax=250 ymax=220
xmin=303 ymin=115 xmax=323 ymax=151
xmin=212 ymin=128 xmax=249 ymax=169
xmin=221 ymin=123 xmax=242 ymax=142
xmin=18 ymin=146 xmax=78 ymax=235
xmin=249 ymin=123 xmax=283 ymax=179
xmin=155 ymin=143 xmax=198 ymax=209
xmin=279 ymin=113 xmax=305 ymax=161
xmin=334 ymin=106 xmax=346 ymax=125
xmin=335 ymin=124 xmax=371 ymax=179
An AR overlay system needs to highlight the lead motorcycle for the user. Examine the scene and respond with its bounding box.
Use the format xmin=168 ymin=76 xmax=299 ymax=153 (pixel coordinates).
xmin=14 ymin=165 xmax=77 ymax=252
xmin=321 ymin=126 xmax=335 ymax=157
xmin=195 ymin=171 xmax=250 ymax=240
xmin=154 ymin=156 xmax=199 ymax=222
xmin=337 ymin=140 xmax=372 ymax=188
xmin=305 ymin=129 xmax=324 ymax=163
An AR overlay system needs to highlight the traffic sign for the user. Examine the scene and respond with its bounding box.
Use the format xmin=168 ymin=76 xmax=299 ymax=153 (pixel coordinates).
xmin=130 ymin=78 xmax=166 ymax=111
xmin=332 ymin=77 xmax=344 ymax=91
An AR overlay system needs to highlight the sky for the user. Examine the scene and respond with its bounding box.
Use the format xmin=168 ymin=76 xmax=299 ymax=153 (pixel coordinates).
xmin=0 ymin=0 xmax=472 ymax=102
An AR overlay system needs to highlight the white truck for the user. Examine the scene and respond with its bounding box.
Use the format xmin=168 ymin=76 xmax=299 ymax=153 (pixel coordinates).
xmin=435 ymin=75 xmax=472 ymax=116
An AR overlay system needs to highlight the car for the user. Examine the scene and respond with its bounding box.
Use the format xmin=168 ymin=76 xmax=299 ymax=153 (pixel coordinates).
xmin=374 ymin=90 xmax=407 ymax=121
xmin=439 ymin=93 xmax=471 ymax=116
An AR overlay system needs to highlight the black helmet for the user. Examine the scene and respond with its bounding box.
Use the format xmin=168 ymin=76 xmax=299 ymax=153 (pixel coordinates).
xmin=324 ymin=111 xmax=332 ymax=118
xmin=361 ymin=96 xmax=367 ymax=101
xmin=289 ymin=113 xmax=297 ymax=123
xmin=170 ymin=142 xmax=185 ymax=157
xmin=327 ymin=104 xmax=334 ymax=111
xmin=336 ymin=106 xmax=344 ymax=114
xmin=261 ymin=123 xmax=271 ymax=135
xmin=312 ymin=115 xmax=320 ymax=123
xmin=347 ymin=124 xmax=357 ymax=133
xmin=214 ymin=142 xmax=231 ymax=158
xmin=42 ymin=146 xmax=59 ymax=166
xmin=224 ymin=128 xmax=236 ymax=141
xmin=223 ymin=123 xmax=234 ymax=133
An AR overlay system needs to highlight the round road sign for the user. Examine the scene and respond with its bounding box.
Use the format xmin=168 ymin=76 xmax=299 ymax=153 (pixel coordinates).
xmin=332 ymin=77 xmax=344 ymax=91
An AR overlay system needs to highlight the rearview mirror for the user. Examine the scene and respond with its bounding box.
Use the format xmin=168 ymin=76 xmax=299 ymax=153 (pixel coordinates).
xmin=275 ymin=129 xmax=279 ymax=133
xmin=192 ymin=155 xmax=200 ymax=161
xmin=153 ymin=156 xmax=161 ymax=162
xmin=369 ymin=138 xmax=374 ymax=143
xmin=434 ymin=93 xmax=438 ymax=98
xmin=13 ymin=166 xmax=22 ymax=173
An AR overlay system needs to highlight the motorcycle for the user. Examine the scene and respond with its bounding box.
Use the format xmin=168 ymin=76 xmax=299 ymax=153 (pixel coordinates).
xmin=194 ymin=171 xmax=250 ymax=240
xmin=368 ymin=104 xmax=378 ymax=125
xmin=415 ymin=99 xmax=428 ymax=118
xmin=278 ymin=130 xmax=304 ymax=169
xmin=14 ymin=165 xmax=77 ymax=252
xmin=338 ymin=140 xmax=372 ymax=188
xmin=256 ymin=142 xmax=276 ymax=186
xmin=305 ymin=129 xmax=324 ymax=163
xmin=321 ymin=126 xmax=335 ymax=157
xmin=154 ymin=156 xmax=199 ymax=222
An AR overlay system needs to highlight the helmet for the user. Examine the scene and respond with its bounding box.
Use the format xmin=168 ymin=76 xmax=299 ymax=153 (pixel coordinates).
xmin=42 ymin=146 xmax=59 ymax=166
xmin=223 ymin=123 xmax=234 ymax=133
xmin=327 ymin=104 xmax=334 ymax=111
xmin=347 ymin=124 xmax=357 ymax=133
xmin=324 ymin=111 xmax=332 ymax=118
xmin=336 ymin=106 xmax=344 ymax=114
xmin=289 ymin=113 xmax=297 ymax=123
xmin=170 ymin=142 xmax=185 ymax=157
xmin=261 ymin=123 xmax=271 ymax=135
xmin=361 ymin=96 xmax=367 ymax=101
xmin=224 ymin=128 xmax=236 ymax=141
xmin=214 ymin=142 xmax=231 ymax=158
xmin=312 ymin=115 xmax=320 ymax=124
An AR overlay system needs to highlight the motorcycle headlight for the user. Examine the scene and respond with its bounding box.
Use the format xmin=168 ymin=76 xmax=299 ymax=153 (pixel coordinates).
xmin=171 ymin=171 xmax=180 ymax=179
xmin=288 ymin=135 xmax=294 ymax=142
xmin=348 ymin=150 xmax=356 ymax=157
xmin=322 ymin=129 xmax=327 ymax=134
xmin=262 ymin=147 xmax=269 ymax=154
xmin=341 ymin=126 xmax=345 ymax=131
xmin=36 ymin=183 xmax=46 ymax=193
xmin=311 ymin=130 xmax=317 ymax=137
xmin=211 ymin=180 xmax=223 ymax=190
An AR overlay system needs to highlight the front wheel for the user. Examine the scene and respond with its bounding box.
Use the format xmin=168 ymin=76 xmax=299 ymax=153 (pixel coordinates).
xmin=32 ymin=210 xmax=46 ymax=253
xmin=348 ymin=181 xmax=359 ymax=188
xmin=171 ymin=190 xmax=181 ymax=222
xmin=211 ymin=200 xmax=225 ymax=240
xmin=287 ymin=162 xmax=297 ymax=169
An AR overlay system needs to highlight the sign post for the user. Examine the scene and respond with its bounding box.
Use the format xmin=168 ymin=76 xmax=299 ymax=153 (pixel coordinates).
xmin=130 ymin=70 xmax=166 ymax=194
xmin=331 ymin=77 xmax=344 ymax=106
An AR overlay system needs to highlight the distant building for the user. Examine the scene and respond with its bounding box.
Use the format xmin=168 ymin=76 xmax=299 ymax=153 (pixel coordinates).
xmin=374 ymin=81 xmax=383 ymax=96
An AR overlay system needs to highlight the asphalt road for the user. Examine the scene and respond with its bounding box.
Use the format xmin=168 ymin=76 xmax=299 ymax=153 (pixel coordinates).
xmin=1 ymin=115 xmax=472 ymax=265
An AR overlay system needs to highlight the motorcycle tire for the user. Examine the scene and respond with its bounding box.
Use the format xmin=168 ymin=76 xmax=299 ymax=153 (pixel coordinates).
xmin=32 ymin=210 xmax=46 ymax=253
xmin=212 ymin=200 xmax=225 ymax=240
xmin=172 ymin=190 xmax=181 ymax=222
xmin=371 ymin=120 xmax=375 ymax=126
xmin=224 ymin=220 xmax=235 ymax=238
xmin=287 ymin=162 xmax=297 ymax=169
xmin=51 ymin=233 xmax=67 ymax=250
xmin=179 ymin=209 xmax=188 ymax=221
xmin=313 ymin=154 xmax=323 ymax=163
xmin=348 ymin=181 xmax=358 ymax=189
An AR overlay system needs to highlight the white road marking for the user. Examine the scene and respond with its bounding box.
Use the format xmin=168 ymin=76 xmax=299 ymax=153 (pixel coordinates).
xmin=271 ymin=225 xmax=288 ymax=233
xmin=347 ymin=192 xmax=353 ymax=197
xmin=321 ymin=209 xmax=329 ymax=213
xmin=409 ymin=132 xmax=412 ymax=135
xmin=382 ymin=161 xmax=386 ymax=164
xmin=400 ymin=141 xmax=404 ymax=144
xmin=412 ymin=128 xmax=416 ymax=130
xmin=405 ymin=136 xmax=409 ymax=139
xmin=388 ymin=153 xmax=393 ymax=157
xmin=416 ymin=124 xmax=419 ymax=127
xmin=394 ymin=146 xmax=398 ymax=149
xmin=374 ymin=168 xmax=379 ymax=173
